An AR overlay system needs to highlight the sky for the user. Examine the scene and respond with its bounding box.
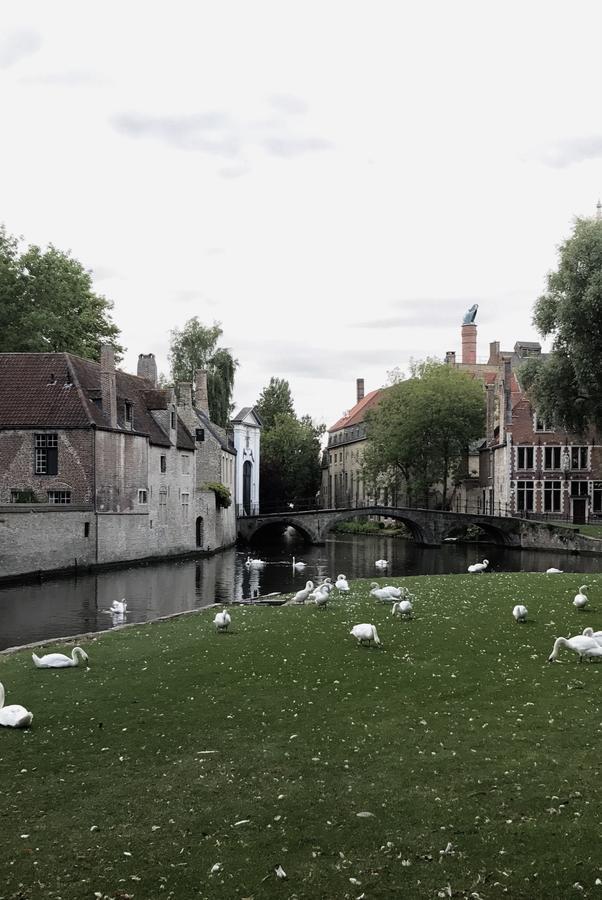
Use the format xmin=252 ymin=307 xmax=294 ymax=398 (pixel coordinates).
xmin=3 ymin=1 xmax=602 ymax=427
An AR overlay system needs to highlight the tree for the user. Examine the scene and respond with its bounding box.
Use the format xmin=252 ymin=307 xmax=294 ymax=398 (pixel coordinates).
xmin=0 ymin=225 xmax=123 ymax=359
xmin=255 ymin=377 xmax=295 ymax=429
xmin=363 ymin=360 xmax=485 ymax=508
xmin=520 ymin=216 xmax=602 ymax=433
xmin=168 ymin=317 xmax=238 ymax=427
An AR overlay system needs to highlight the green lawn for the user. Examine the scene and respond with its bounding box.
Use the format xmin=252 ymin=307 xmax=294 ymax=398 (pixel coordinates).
xmin=2 ymin=573 xmax=602 ymax=899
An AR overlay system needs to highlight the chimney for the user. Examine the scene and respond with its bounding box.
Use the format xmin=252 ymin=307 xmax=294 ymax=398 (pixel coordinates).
xmin=195 ymin=369 xmax=209 ymax=415
xmin=488 ymin=341 xmax=500 ymax=365
xmin=137 ymin=353 xmax=157 ymax=386
xmin=100 ymin=344 xmax=117 ymax=428
xmin=503 ymin=358 xmax=513 ymax=425
xmin=356 ymin=378 xmax=365 ymax=404
xmin=445 ymin=351 xmax=456 ymax=366
xmin=461 ymin=322 xmax=477 ymax=364
xmin=486 ymin=383 xmax=495 ymax=443
xmin=178 ymin=382 xmax=193 ymax=408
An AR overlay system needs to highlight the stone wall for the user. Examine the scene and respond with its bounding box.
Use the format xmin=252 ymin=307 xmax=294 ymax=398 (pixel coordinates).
xmin=0 ymin=507 xmax=95 ymax=577
xmin=95 ymin=429 xmax=148 ymax=513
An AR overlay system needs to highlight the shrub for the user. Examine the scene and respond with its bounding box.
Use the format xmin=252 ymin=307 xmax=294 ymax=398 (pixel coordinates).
xmin=202 ymin=482 xmax=232 ymax=509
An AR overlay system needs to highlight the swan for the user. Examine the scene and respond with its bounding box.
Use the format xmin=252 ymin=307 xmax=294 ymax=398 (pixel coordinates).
xmin=548 ymin=634 xmax=602 ymax=662
xmin=292 ymin=557 xmax=306 ymax=570
xmin=0 ymin=682 xmax=33 ymax=728
xmin=467 ymin=559 xmax=489 ymax=574
xmin=335 ymin=574 xmax=349 ymax=591
xmin=370 ymin=582 xmax=401 ymax=602
xmin=350 ymin=623 xmax=381 ymax=646
xmin=245 ymin=556 xmax=265 ymax=568
xmin=374 ymin=559 xmax=388 ymax=568
xmin=573 ymin=586 xmax=589 ymax=610
xmin=213 ymin=608 xmax=231 ymax=631
xmin=546 ymin=567 xmax=563 ymax=574
xmin=110 ymin=599 xmax=127 ymax=614
xmin=32 ymin=647 xmax=88 ymax=668
xmin=582 ymin=627 xmax=602 ymax=644
xmin=309 ymin=583 xmax=331 ymax=603
xmin=314 ymin=591 xmax=329 ymax=609
xmin=512 ymin=604 xmax=528 ymax=623
xmin=292 ymin=580 xmax=314 ymax=604
xmin=392 ymin=599 xmax=413 ymax=618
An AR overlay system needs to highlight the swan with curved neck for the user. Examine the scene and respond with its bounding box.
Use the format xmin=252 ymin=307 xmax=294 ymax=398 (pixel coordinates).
xmin=32 ymin=647 xmax=89 ymax=668
xmin=350 ymin=624 xmax=381 ymax=646
xmin=335 ymin=574 xmax=349 ymax=591
xmin=548 ymin=635 xmax=602 ymax=663
xmin=574 ymin=586 xmax=588 ymax=610
xmin=392 ymin=599 xmax=413 ymax=618
xmin=370 ymin=582 xmax=401 ymax=602
xmin=468 ymin=559 xmax=489 ymax=574
xmin=214 ymin=608 xmax=231 ymax=632
xmin=292 ymin=580 xmax=314 ymax=604
xmin=0 ymin=682 xmax=33 ymax=728
xmin=292 ymin=557 xmax=306 ymax=570
xmin=582 ymin=627 xmax=602 ymax=644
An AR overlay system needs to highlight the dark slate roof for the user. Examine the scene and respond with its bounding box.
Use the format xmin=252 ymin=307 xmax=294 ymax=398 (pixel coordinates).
xmin=231 ymin=406 xmax=263 ymax=427
xmin=196 ymin=407 xmax=236 ymax=453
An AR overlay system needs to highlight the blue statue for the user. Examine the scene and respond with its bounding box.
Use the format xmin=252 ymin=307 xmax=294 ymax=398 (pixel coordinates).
xmin=463 ymin=303 xmax=478 ymax=324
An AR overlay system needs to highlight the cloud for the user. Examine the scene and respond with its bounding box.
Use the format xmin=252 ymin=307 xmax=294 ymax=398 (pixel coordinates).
xmin=352 ymin=298 xmax=485 ymax=329
xmin=172 ymin=289 xmax=217 ymax=307
xmin=20 ymin=69 xmax=106 ymax=87
xmin=0 ymin=27 xmax=41 ymax=68
xmin=532 ymin=135 xmax=602 ymax=168
xmin=91 ymin=265 xmax=121 ymax=282
xmin=269 ymin=93 xmax=308 ymax=115
xmin=262 ymin=136 xmax=333 ymax=157
xmin=241 ymin=340 xmax=398 ymax=380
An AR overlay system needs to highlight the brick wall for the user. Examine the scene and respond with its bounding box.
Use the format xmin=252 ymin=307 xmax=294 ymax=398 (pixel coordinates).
xmin=0 ymin=428 xmax=94 ymax=504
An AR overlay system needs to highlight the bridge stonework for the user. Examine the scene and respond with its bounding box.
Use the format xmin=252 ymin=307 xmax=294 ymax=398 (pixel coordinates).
xmin=237 ymin=506 xmax=602 ymax=554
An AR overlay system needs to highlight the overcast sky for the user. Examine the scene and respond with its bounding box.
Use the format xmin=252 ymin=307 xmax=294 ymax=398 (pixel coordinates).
xmin=3 ymin=1 xmax=602 ymax=426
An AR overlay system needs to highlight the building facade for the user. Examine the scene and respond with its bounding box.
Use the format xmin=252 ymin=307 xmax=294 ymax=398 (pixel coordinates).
xmin=231 ymin=407 xmax=262 ymax=516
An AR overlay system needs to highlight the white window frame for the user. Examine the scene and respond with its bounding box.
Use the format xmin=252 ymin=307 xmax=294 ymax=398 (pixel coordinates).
xmin=543 ymin=480 xmax=562 ymax=512
xmin=181 ymin=491 xmax=190 ymax=523
xmin=516 ymin=446 xmax=534 ymax=470
xmin=138 ymin=489 xmax=148 ymax=504
xmin=181 ymin=454 xmax=190 ymax=475
xmin=544 ymin=446 xmax=562 ymax=470
xmin=47 ymin=490 xmax=71 ymax=505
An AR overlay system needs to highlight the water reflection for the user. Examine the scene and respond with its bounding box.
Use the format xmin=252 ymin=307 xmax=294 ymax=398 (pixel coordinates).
xmin=0 ymin=532 xmax=600 ymax=650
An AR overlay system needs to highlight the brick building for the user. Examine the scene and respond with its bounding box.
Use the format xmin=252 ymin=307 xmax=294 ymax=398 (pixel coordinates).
xmin=0 ymin=347 xmax=236 ymax=579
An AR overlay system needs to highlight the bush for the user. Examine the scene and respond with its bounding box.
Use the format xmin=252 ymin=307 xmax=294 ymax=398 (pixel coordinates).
xmin=201 ymin=482 xmax=232 ymax=509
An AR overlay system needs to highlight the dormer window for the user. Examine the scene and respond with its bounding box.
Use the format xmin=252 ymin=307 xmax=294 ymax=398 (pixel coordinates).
xmin=124 ymin=401 xmax=133 ymax=427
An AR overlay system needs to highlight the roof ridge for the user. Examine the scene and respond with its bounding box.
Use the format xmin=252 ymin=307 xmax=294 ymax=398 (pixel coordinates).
xmin=65 ymin=353 xmax=95 ymax=426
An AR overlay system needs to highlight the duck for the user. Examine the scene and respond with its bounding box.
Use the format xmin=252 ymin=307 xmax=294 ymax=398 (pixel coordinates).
xmin=370 ymin=582 xmax=400 ymax=602
xmin=391 ymin=599 xmax=413 ymax=618
xmin=548 ymin=634 xmax=602 ymax=662
xmin=573 ymin=585 xmax=589 ymax=610
xmin=292 ymin=580 xmax=314 ymax=604
xmin=374 ymin=559 xmax=388 ymax=568
xmin=245 ymin=556 xmax=265 ymax=568
xmin=213 ymin=608 xmax=231 ymax=632
xmin=545 ymin=567 xmax=563 ymax=574
xmin=467 ymin=559 xmax=489 ymax=574
xmin=335 ymin=574 xmax=349 ymax=592
xmin=292 ymin=557 xmax=306 ymax=570
xmin=0 ymin=682 xmax=33 ymax=728
xmin=582 ymin=627 xmax=602 ymax=644
xmin=32 ymin=647 xmax=89 ymax=668
xmin=350 ymin=623 xmax=381 ymax=647
xmin=512 ymin=604 xmax=528 ymax=623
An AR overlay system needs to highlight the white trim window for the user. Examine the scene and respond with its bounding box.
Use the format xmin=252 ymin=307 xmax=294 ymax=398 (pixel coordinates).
xmin=571 ymin=446 xmax=589 ymax=470
xmin=544 ymin=446 xmax=561 ymax=470
xmin=516 ymin=480 xmax=534 ymax=512
xmin=138 ymin=489 xmax=148 ymax=504
xmin=543 ymin=480 xmax=562 ymax=512
xmin=181 ymin=454 xmax=190 ymax=475
xmin=593 ymin=481 xmax=602 ymax=513
xmin=516 ymin=446 xmax=534 ymax=470
xmin=159 ymin=487 xmax=168 ymax=523
xmin=47 ymin=490 xmax=71 ymax=504
xmin=534 ymin=414 xmax=552 ymax=433
xmin=181 ymin=491 xmax=190 ymax=523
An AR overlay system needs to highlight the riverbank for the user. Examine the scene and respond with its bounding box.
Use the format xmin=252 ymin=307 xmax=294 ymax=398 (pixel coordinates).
xmin=1 ymin=572 xmax=601 ymax=899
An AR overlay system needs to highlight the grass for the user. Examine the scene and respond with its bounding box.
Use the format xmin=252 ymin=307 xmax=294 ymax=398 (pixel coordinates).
xmin=539 ymin=520 xmax=602 ymax=539
xmin=2 ymin=572 xmax=602 ymax=899
xmin=333 ymin=520 xmax=411 ymax=538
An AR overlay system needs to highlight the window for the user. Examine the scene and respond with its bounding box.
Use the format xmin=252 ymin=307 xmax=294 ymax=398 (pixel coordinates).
xmin=195 ymin=427 xmax=205 ymax=442
xmin=35 ymin=433 xmax=58 ymax=475
xmin=84 ymin=522 xmax=90 ymax=537
xmin=160 ymin=455 xmax=167 ymax=473
xmin=138 ymin=489 xmax=148 ymax=504
xmin=124 ymin=401 xmax=133 ymax=427
xmin=570 ymin=480 xmax=589 ymax=497
xmin=517 ymin=446 xmax=534 ymax=470
xmin=181 ymin=491 xmax=190 ymax=523
xmin=181 ymin=454 xmax=190 ymax=475
xmin=593 ymin=482 xmax=602 ymax=513
xmin=159 ymin=488 xmax=167 ymax=523
xmin=571 ymin=446 xmax=588 ymax=470
xmin=534 ymin=415 xmax=551 ymax=432
xmin=10 ymin=489 xmax=36 ymax=503
xmin=47 ymin=490 xmax=71 ymax=504
xmin=544 ymin=480 xmax=562 ymax=512
xmin=544 ymin=446 xmax=561 ymax=469
xmin=170 ymin=410 xmax=176 ymax=430
xmin=516 ymin=480 xmax=534 ymax=512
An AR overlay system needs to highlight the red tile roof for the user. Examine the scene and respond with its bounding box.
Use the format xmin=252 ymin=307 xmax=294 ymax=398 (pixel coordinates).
xmin=328 ymin=388 xmax=384 ymax=432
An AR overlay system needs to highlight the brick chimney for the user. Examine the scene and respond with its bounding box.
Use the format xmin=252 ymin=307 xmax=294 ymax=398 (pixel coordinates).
xmin=445 ymin=350 xmax=456 ymax=366
xmin=178 ymin=382 xmax=193 ymax=407
xmin=503 ymin=358 xmax=513 ymax=425
xmin=356 ymin=378 xmax=365 ymax=404
xmin=485 ymin=383 xmax=495 ymax=443
xmin=137 ymin=353 xmax=157 ymax=386
xmin=488 ymin=341 xmax=500 ymax=365
xmin=461 ymin=322 xmax=477 ymax=364
xmin=100 ymin=344 xmax=117 ymax=428
xmin=195 ymin=369 xmax=209 ymax=414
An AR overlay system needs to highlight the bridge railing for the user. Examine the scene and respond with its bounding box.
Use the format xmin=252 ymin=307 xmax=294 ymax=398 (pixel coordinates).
xmin=255 ymin=497 xmax=515 ymax=518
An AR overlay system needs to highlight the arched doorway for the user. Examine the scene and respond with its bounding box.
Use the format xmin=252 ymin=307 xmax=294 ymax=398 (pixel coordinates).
xmin=196 ymin=516 xmax=204 ymax=548
xmin=243 ymin=461 xmax=252 ymax=515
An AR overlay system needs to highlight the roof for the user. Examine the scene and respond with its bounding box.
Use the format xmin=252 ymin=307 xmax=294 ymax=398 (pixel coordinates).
xmin=328 ymin=389 xmax=383 ymax=432
xmin=231 ymin=406 xmax=263 ymax=427
xmin=196 ymin=407 xmax=235 ymax=454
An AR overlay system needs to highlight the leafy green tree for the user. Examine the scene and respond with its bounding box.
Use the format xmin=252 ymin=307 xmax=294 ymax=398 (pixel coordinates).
xmin=0 ymin=225 xmax=122 ymax=359
xmin=259 ymin=413 xmax=325 ymax=510
xmin=255 ymin=377 xmax=295 ymax=429
xmin=168 ymin=317 xmax=238 ymax=427
xmin=521 ymin=216 xmax=602 ymax=432
xmin=364 ymin=360 xmax=485 ymax=508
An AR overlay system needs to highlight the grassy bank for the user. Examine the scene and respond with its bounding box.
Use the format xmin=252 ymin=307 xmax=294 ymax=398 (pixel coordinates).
xmin=332 ymin=520 xmax=411 ymax=538
xmin=2 ymin=572 xmax=602 ymax=899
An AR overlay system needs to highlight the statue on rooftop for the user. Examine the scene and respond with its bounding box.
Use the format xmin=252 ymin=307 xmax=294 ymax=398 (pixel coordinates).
xmin=463 ymin=303 xmax=478 ymax=325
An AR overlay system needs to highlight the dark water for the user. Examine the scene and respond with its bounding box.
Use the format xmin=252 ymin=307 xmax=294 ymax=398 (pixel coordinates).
xmin=1 ymin=531 xmax=600 ymax=650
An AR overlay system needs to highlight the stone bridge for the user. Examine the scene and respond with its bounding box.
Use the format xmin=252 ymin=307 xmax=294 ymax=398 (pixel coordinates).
xmin=237 ymin=505 xmax=602 ymax=553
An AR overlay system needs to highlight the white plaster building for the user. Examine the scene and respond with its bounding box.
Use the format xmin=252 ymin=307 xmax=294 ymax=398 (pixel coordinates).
xmin=231 ymin=408 xmax=262 ymax=515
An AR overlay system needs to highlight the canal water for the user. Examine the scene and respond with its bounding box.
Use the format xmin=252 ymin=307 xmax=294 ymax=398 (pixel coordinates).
xmin=0 ymin=531 xmax=600 ymax=650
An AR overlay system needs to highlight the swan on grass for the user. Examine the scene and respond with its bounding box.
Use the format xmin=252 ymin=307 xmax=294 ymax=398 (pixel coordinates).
xmin=468 ymin=559 xmax=489 ymax=574
xmin=545 ymin=567 xmax=563 ymax=574
xmin=0 ymin=682 xmax=33 ymax=729
xmin=548 ymin=634 xmax=602 ymax=663
xmin=292 ymin=557 xmax=306 ymax=570
xmin=370 ymin=582 xmax=402 ymax=602
xmin=292 ymin=580 xmax=314 ymax=604
xmin=392 ymin=599 xmax=413 ymax=618
xmin=214 ymin=608 xmax=231 ymax=632
xmin=32 ymin=647 xmax=88 ymax=668
xmin=313 ymin=591 xmax=329 ymax=609
xmin=335 ymin=574 xmax=349 ymax=592
xmin=573 ymin=586 xmax=589 ymax=610
xmin=374 ymin=559 xmax=388 ymax=569
xmin=512 ymin=604 xmax=528 ymax=623
xmin=582 ymin=627 xmax=602 ymax=644
xmin=350 ymin=624 xmax=381 ymax=647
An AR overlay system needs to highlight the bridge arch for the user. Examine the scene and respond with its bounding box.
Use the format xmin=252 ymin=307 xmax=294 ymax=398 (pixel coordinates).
xmin=440 ymin=519 xmax=512 ymax=546
xmin=242 ymin=517 xmax=317 ymax=545
xmin=319 ymin=508 xmax=430 ymax=545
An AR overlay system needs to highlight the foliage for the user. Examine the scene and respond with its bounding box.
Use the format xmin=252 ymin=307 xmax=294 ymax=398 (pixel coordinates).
xmin=255 ymin=376 xmax=295 ymax=429
xmin=333 ymin=518 xmax=412 ymax=537
xmin=259 ymin=412 xmax=325 ymax=510
xmin=168 ymin=318 xmax=238 ymax=427
xmin=364 ymin=360 xmax=485 ymax=508
xmin=0 ymin=224 xmax=123 ymax=360
xmin=201 ymin=481 xmax=232 ymax=509
xmin=521 ymin=217 xmax=602 ymax=432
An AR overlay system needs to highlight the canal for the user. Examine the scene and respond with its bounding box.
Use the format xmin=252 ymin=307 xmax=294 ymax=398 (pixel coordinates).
xmin=0 ymin=532 xmax=599 ymax=650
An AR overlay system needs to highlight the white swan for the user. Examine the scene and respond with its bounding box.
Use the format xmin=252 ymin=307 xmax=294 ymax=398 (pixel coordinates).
xmin=350 ymin=623 xmax=381 ymax=646
xmin=292 ymin=557 xmax=306 ymax=570
xmin=309 ymin=584 xmax=331 ymax=604
xmin=335 ymin=574 xmax=349 ymax=591
xmin=32 ymin=646 xmax=88 ymax=668
xmin=512 ymin=604 xmax=528 ymax=623
xmin=468 ymin=559 xmax=489 ymax=574
xmin=374 ymin=559 xmax=388 ymax=568
xmin=0 ymin=682 xmax=33 ymax=728
xmin=292 ymin=580 xmax=314 ymax=603
xmin=313 ymin=591 xmax=329 ymax=609
xmin=214 ymin=608 xmax=231 ymax=631
xmin=245 ymin=556 xmax=265 ymax=568
xmin=573 ymin=586 xmax=589 ymax=610
xmin=582 ymin=627 xmax=602 ymax=644
xmin=370 ymin=582 xmax=401 ymax=602
xmin=110 ymin=599 xmax=127 ymax=614
xmin=545 ymin=567 xmax=563 ymax=574
xmin=548 ymin=634 xmax=602 ymax=662
xmin=392 ymin=599 xmax=413 ymax=618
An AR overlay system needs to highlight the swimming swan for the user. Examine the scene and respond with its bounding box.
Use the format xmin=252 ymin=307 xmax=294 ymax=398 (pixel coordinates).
xmin=512 ymin=604 xmax=528 ymax=623
xmin=0 ymin=682 xmax=33 ymax=728
xmin=548 ymin=634 xmax=602 ymax=662
xmin=335 ymin=574 xmax=349 ymax=591
xmin=392 ymin=599 xmax=413 ymax=618
xmin=214 ymin=609 xmax=231 ymax=631
xmin=468 ymin=559 xmax=489 ymax=574
xmin=292 ymin=557 xmax=306 ymax=570
xmin=374 ymin=559 xmax=388 ymax=568
xmin=573 ymin=586 xmax=589 ymax=610
xmin=32 ymin=647 xmax=88 ymax=668
xmin=105 ymin=599 xmax=127 ymax=615
xmin=350 ymin=624 xmax=381 ymax=646
xmin=245 ymin=556 xmax=265 ymax=568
